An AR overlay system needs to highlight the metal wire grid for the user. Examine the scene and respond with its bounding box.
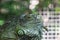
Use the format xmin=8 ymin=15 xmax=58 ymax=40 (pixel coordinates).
xmin=41 ymin=11 xmax=60 ymax=40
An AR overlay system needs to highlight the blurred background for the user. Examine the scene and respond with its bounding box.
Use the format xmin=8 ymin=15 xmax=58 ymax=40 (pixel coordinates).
xmin=0 ymin=0 xmax=60 ymax=40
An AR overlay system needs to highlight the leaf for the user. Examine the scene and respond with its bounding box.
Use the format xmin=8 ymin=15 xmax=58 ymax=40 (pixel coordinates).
xmin=55 ymin=7 xmax=60 ymax=12
xmin=0 ymin=20 xmax=5 ymax=26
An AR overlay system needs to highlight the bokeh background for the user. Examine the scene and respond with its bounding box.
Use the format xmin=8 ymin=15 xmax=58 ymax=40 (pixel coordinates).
xmin=0 ymin=0 xmax=60 ymax=40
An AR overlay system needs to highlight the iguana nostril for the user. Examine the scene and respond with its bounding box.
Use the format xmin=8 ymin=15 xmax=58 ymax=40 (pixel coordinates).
xmin=18 ymin=29 xmax=24 ymax=35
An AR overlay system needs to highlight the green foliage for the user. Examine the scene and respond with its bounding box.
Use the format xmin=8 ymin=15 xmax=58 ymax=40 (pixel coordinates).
xmin=0 ymin=20 xmax=5 ymax=26
xmin=57 ymin=0 xmax=60 ymax=5
xmin=38 ymin=0 xmax=52 ymax=8
xmin=55 ymin=7 xmax=60 ymax=12
xmin=1 ymin=1 xmax=29 ymax=15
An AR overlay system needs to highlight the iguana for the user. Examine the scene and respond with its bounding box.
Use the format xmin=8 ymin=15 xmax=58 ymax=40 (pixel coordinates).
xmin=0 ymin=0 xmax=47 ymax=40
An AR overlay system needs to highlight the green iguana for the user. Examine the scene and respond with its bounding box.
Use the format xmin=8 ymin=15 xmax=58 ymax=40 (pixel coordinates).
xmin=0 ymin=0 xmax=48 ymax=40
